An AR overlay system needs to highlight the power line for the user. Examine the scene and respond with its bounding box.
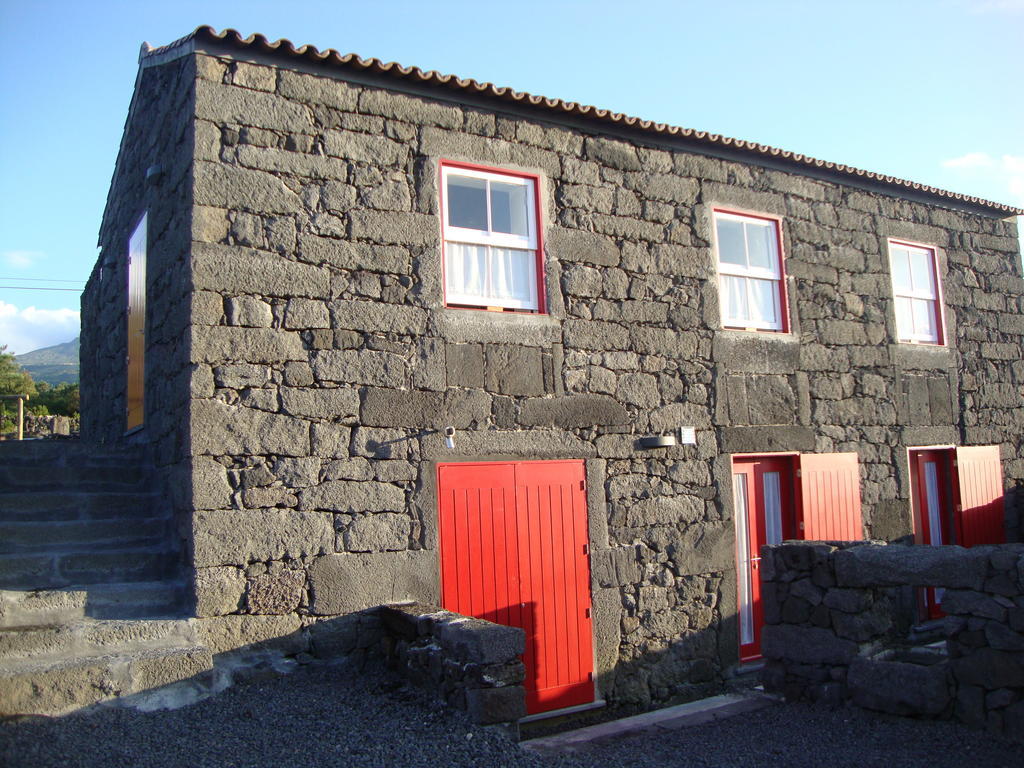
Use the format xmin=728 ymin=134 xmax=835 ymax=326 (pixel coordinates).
xmin=0 ymin=286 xmax=83 ymax=292
xmin=0 ymin=277 xmax=86 ymax=284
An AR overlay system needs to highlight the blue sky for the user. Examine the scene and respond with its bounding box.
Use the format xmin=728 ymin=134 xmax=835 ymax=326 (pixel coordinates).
xmin=1 ymin=0 xmax=1021 ymax=354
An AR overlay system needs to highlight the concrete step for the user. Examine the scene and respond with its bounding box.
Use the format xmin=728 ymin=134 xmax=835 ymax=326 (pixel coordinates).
xmin=0 ymin=582 xmax=186 ymax=628
xmin=0 ymin=617 xmax=198 ymax=661
xmin=0 ymin=643 xmax=213 ymax=716
xmin=0 ymin=548 xmax=178 ymax=590
xmin=0 ymin=491 xmax=165 ymax=522
xmin=0 ymin=518 xmax=169 ymax=554
xmin=0 ymin=464 xmax=150 ymax=492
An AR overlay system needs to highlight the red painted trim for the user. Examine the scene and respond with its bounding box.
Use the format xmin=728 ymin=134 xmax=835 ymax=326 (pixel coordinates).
xmin=712 ymin=207 xmax=790 ymax=334
xmin=732 ymin=454 xmax=797 ymax=661
xmin=888 ymin=238 xmax=946 ymax=346
xmin=438 ymin=159 xmax=546 ymax=314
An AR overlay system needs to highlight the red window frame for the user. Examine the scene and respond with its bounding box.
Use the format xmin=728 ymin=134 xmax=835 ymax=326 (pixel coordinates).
xmin=887 ymin=239 xmax=946 ymax=346
xmin=438 ymin=159 xmax=546 ymax=314
xmin=712 ymin=208 xmax=790 ymax=333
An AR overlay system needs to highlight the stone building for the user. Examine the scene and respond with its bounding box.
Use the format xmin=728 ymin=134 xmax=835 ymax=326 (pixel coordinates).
xmin=80 ymin=26 xmax=1023 ymax=716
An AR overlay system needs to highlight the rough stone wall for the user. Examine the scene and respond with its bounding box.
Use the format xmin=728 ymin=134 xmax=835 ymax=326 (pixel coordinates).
xmin=82 ymin=55 xmax=196 ymax=461
xmin=761 ymin=541 xmax=1024 ymax=739
xmin=379 ymin=603 xmax=526 ymax=725
xmin=88 ymin=44 xmax=1023 ymax=711
xmin=81 ymin=55 xmax=198 ymax=580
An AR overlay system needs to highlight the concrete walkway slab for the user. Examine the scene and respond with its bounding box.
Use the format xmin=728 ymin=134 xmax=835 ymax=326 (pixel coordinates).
xmin=521 ymin=693 xmax=778 ymax=754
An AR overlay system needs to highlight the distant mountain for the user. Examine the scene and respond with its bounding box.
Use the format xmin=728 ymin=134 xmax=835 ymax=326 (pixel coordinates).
xmin=16 ymin=337 xmax=79 ymax=386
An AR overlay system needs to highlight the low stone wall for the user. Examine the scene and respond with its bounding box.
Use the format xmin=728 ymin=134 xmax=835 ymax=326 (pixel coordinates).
xmin=760 ymin=541 xmax=1024 ymax=739
xmin=378 ymin=603 xmax=526 ymax=726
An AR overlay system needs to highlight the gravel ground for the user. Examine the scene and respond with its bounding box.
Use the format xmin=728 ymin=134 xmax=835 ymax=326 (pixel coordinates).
xmin=1 ymin=661 xmax=1019 ymax=768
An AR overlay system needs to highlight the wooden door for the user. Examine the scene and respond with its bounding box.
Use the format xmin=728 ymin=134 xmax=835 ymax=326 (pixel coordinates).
xmin=911 ymin=449 xmax=954 ymax=618
xmin=126 ymin=213 xmax=147 ymax=431
xmin=798 ymin=452 xmax=864 ymax=541
xmin=954 ymin=445 xmax=1005 ymax=547
xmin=437 ymin=460 xmax=594 ymax=715
xmin=733 ymin=456 xmax=796 ymax=661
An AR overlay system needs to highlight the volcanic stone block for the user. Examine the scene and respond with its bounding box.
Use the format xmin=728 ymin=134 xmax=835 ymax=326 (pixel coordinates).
xmin=519 ymin=394 xmax=629 ymax=428
xmin=761 ymin=624 xmax=859 ymax=665
xmin=484 ymin=345 xmax=544 ymax=396
xmin=343 ymin=513 xmax=411 ymax=552
xmin=191 ymin=400 xmax=310 ymax=457
xmin=299 ymin=481 xmax=405 ymax=513
xmin=246 ymin=570 xmax=306 ymax=615
xmin=848 ymin=655 xmax=952 ymax=716
xmin=434 ymin=616 xmax=525 ymax=664
xmin=308 ymin=551 xmax=438 ymax=614
xmin=465 ymin=685 xmax=527 ymax=725
xmin=192 ymin=510 xmax=333 ymax=567
xmin=834 ymin=544 xmax=989 ymax=590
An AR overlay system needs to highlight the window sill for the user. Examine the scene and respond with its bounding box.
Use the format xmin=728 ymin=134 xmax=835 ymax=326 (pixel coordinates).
xmin=712 ymin=330 xmax=801 ymax=374
xmin=433 ymin=306 xmax=561 ymax=346
xmin=889 ymin=343 xmax=953 ymax=370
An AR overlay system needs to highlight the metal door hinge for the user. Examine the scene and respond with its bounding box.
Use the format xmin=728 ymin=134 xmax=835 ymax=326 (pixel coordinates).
xmin=584 ymin=607 xmax=591 ymax=619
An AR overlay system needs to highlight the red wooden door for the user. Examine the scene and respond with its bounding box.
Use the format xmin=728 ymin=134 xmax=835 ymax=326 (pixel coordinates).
xmin=798 ymin=452 xmax=864 ymax=541
xmin=437 ymin=460 xmax=594 ymax=715
xmin=954 ymin=446 xmax=1005 ymax=547
xmin=732 ymin=456 xmax=796 ymax=661
xmin=911 ymin=449 xmax=954 ymax=618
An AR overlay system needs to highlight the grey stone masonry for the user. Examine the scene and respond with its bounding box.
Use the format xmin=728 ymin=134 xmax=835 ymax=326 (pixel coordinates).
xmin=379 ymin=603 xmax=526 ymax=725
xmin=761 ymin=541 xmax=1024 ymax=740
xmin=80 ymin=30 xmax=1023 ymax=711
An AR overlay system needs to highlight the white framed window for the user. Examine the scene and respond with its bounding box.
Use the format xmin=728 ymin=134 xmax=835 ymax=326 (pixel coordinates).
xmin=713 ymin=210 xmax=787 ymax=332
xmin=888 ymin=240 xmax=943 ymax=344
xmin=441 ymin=162 xmax=541 ymax=312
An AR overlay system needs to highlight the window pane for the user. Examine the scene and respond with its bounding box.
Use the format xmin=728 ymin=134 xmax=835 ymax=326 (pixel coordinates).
xmin=490 ymin=181 xmax=529 ymax=236
xmin=445 ymin=242 xmax=487 ymax=298
xmin=489 ymin=247 xmax=535 ymax=305
xmin=745 ymin=221 xmax=777 ymax=273
xmin=891 ymin=248 xmax=913 ymax=293
xmin=894 ymin=296 xmax=914 ymax=338
xmin=732 ymin=473 xmax=753 ymax=646
xmin=909 ymin=249 xmax=936 ymax=296
xmin=763 ymin=472 xmax=783 ymax=546
xmin=721 ymin=275 xmax=748 ymax=323
xmin=716 ymin=218 xmax=746 ymax=267
xmin=912 ymin=298 xmax=936 ymax=339
xmin=447 ymin=176 xmax=488 ymax=231
xmin=748 ymin=278 xmax=778 ymax=326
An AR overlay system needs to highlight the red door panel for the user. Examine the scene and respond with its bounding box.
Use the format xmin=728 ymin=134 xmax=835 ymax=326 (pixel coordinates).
xmin=437 ymin=460 xmax=593 ymax=715
xmin=733 ymin=456 xmax=796 ymax=661
xmin=799 ymin=452 xmax=864 ymax=541
xmin=954 ymin=446 xmax=1005 ymax=546
xmin=910 ymin=449 xmax=954 ymax=619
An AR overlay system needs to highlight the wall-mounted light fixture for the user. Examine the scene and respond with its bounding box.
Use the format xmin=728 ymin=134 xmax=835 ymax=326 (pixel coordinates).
xmin=638 ymin=435 xmax=677 ymax=449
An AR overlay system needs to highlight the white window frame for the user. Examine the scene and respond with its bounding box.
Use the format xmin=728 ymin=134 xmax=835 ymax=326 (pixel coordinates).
xmin=441 ymin=164 xmax=540 ymax=312
xmin=713 ymin=210 xmax=786 ymax=331
xmin=888 ymin=239 xmax=944 ymax=345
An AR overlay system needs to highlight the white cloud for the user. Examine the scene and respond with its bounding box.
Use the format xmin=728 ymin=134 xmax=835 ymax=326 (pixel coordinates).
xmin=0 ymin=301 xmax=80 ymax=356
xmin=942 ymin=152 xmax=995 ymax=169
xmin=2 ymin=251 xmax=46 ymax=270
xmin=963 ymin=0 xmax=1024 ymax=13
xmin=941 ymin=152 xmax=1024 ymax=208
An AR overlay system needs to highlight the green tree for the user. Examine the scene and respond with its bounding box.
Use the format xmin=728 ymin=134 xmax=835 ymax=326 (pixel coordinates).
xmin=0 ymin=345 xmax=37 ymax=433
xmin=33 ymin=382 xmax=79 ymax=417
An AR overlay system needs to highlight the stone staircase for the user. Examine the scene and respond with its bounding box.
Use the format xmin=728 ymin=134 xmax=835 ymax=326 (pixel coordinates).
xmin=0 ymin=440 xmax=212 ymax=715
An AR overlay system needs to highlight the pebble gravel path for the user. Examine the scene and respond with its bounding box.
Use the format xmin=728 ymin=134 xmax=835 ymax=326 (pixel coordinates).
xmin=1 ymin=661 xmax=1019 ymax=768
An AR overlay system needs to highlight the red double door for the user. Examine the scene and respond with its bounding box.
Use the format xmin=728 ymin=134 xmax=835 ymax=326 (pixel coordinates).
xmin=437 ymin=460 xmax=594 ymax=715
xmin=911 ymin=446 xmax=1005 ymax=618
xmin=733 ymin=453 xmax=864 ymax=661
